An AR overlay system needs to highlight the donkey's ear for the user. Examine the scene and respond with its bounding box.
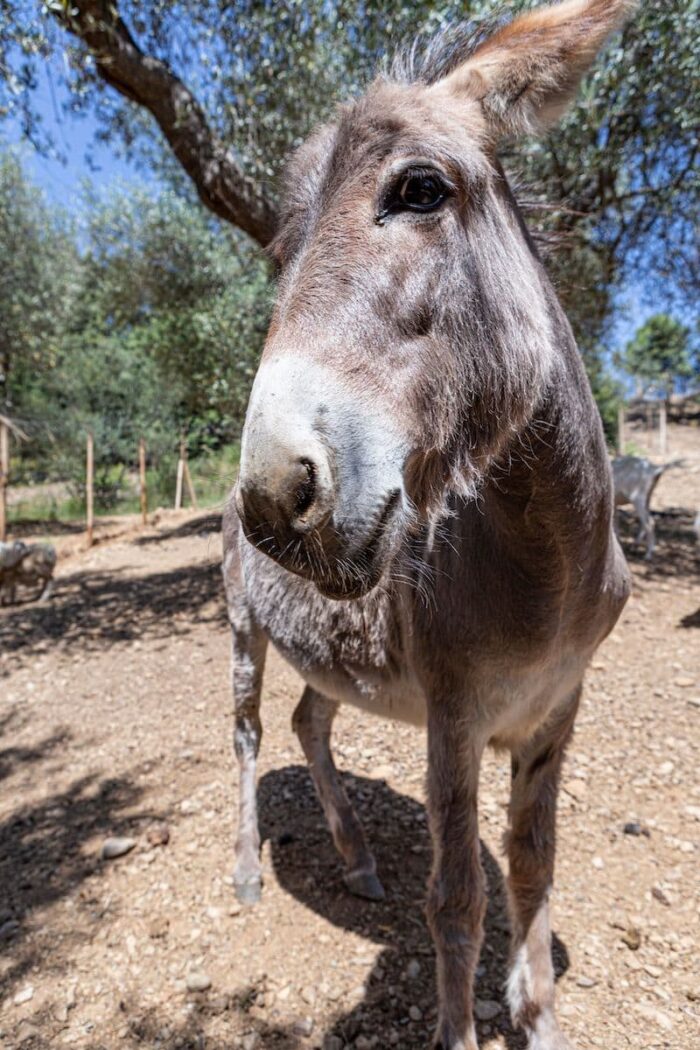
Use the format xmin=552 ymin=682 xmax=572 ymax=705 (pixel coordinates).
xmin=439 ymin=0 xmax=636 ymax=139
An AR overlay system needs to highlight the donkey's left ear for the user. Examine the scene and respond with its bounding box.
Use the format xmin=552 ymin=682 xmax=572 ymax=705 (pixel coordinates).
xmin=438 ymin=0 xmax=636 ymax=139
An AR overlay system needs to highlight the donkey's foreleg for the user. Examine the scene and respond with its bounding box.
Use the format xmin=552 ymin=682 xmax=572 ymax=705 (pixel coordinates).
xmin=292 ymin=686 xmax=384 ymax=901
xmin=230 ymin=611 xmax=268 ymax=904
xmin=426 ymin=702 xmax=485 ymax=1050
xmin=505 ymin=689 xmax=581 ymax=1050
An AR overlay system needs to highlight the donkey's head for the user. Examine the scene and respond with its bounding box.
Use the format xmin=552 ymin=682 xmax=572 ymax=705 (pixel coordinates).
xmin=237 ymin=0 xmax=634 ymax=599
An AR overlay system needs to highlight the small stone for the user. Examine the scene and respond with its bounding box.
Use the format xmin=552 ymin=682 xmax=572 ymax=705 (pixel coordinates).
xmin=101 ymin=837 xmax=136 ymax=860
xmin=651 ymin=886 xmax=671 ymax=907
xmin=291 ymin=1017 xmax=314 ymax=1037
xmin=16 ymin=1021 xmax=39 ymax=1043
xmin=148 ymin=917 xmax=170 ymax=939
xmin=592 ymin=856 xmax=605 ymax=870
xmin=564 ymin=780 xmax=588 ymax=801
xmin=146 ymin=822 xmax=170 ymax=847
xmin=636 ymin=1003 xmax=674 ymax=1030
xmin=674 ymin=677 xmax=695 ymax=688
xmin=301 ymin=986 xmax=316 ymax=1005
xmin=323 ymin=1036 xmax=343 ymax=1050
xmin=0 ymin=918 xmax=20 ymax=941
xmin=14 ymin=986 xmax=34 ymax=1006
xmin=576 ymin=976 xmax=598 ymax=988
xmin=406 ymin=959 xmax=421 ymax=980
xmin=185 ymin=971 xmax=212 ymax=993
xmin=242 ymin=1034 xmax=259 ymax=1050
xmin=409 ymin=1005 xmax=423 ymax=1021
xmin=623 ymin=821 xmax=650 ymax=837
xmin=474 ymin=999 xmax=501 ymax=1021
xmin=621 ymin=926 xmax=642 ymax=951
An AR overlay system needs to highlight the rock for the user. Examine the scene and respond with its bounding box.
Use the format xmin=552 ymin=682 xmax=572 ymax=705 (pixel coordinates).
xmin=405 ymin=959 xmax=421 ymax=980
xmin=323 ymin=1037 xmax=344 ymax=1050
xmin=674 ymin=677 xmax=694 ymax=688
xmin=16 ymin=1021 xmax=40 ymax=1043
xmin=474 ymin=999 xmax=502 ymax=1021
xmin=147 ymin=917 xmax=170 ymax=939
xmin=101 ymin=837 xmax=136 ymax=860
xmin=146 ymin=822 xmax=170 ymax=847
xmin=576 ymin=976 xmax=598 ymax=988
xmin=564 ymin=780 xmax=588 ymax=801
xmin=291 ymin=1017 xmax=314 ymax=1037
xmin=0 ymin=918 xmax=20 ymax=941
xmin=592 ymin=856 xmax=605 ymax=869
xmin=409 ymin=1005 xmax=423 ymax=1021
xmin=301 ymin=985 xmax=316 ymax=1005
xmin=651 ymin=886 xmax=671 ymax=907
xmin=242 ymin=1033 xmax=259 ymax=1050
xmin=185 ymin=970 xmax=212 ymax=993
xmin=13 ymin=986 xmax=34 ymax=1006
xmin=623 ymin=821 xmax=650 ymax=837
xmin=636 ymin=1003 xmax=674 ymax=1030
xmin=621 ymin=926 xmax=642 ymax=951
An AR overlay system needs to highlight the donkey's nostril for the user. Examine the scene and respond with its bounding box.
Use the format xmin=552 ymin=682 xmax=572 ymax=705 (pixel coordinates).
xmin=293 ymin=459 xmax=317 ymax=518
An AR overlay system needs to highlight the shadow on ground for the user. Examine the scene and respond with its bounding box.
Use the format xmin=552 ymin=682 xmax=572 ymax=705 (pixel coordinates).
xmin=135 ymin=513 xmax=223 ymax=547
xmin=0 ymin=559 xmax=227 ymax=674
xmin=254 ymin=765 xmax=569 ymax=1050
xmin=7 ymin=519 xmax=86 ymax=540
xmin=0 ymin=705 xmax=165 ymax=1002
xmin=65 ymin=765 xmax=566 ymax=1050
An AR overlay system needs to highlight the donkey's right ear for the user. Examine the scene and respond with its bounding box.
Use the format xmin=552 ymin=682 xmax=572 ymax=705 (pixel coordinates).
xmin=436 ymin=0 xmax=636 ymax=140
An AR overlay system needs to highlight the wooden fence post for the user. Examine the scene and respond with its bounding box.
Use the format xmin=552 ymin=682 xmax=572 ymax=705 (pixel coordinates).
xmin=174 ymin=435 xmax=198 ymax=510
xmin=617 ymin=403 xmax=625 ymax=456
xmin=139 ymin=437 xmax=148 ymax=525
xmin=0 ymin=419 xmax=9 ymax=543
xmin=86 ymin=431 xmax=94 ymax=548
xmin=659 ymin=401 xmax=667 ymax=457
xmin=175 ymin=437 xmax=185 ymax=510
xmin=183 ymin=458 xmax=198 ymax=510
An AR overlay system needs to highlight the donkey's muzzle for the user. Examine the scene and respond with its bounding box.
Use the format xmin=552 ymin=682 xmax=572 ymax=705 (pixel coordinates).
xmin=236 ymin=443 xmax=335 ymax=554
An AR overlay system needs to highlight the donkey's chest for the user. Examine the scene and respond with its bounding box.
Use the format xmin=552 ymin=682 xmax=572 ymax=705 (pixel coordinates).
xmin=243 ymin=547 xmax=584 ymax=732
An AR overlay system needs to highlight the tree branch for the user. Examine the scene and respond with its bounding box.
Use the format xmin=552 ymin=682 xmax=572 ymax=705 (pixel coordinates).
xmin=53 ymin=0 xmax=278 ymax=246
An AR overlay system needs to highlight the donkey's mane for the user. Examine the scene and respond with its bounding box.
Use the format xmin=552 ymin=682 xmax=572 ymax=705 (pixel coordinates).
xmin=387 ymin=17 xmax=506 ymax=86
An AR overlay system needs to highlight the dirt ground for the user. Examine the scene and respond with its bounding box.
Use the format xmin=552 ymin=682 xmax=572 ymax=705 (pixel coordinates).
xmin=1 ymin=427 xmax=698 ymax=1050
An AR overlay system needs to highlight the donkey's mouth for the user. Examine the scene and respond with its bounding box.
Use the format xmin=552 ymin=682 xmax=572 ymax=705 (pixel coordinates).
xmin=246 ymin=489 xmax=403 ymax=601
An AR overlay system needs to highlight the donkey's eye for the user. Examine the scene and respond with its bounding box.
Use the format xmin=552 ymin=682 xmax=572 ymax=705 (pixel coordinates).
xmin=378 ymin=168 xmax=450 ymax=222
xmin=399 ymin=172 xmax=444 ymax=209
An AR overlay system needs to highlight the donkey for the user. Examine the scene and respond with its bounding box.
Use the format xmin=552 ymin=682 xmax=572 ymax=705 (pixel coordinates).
xmin=222 ymin=2 xmax=634 ymax=1047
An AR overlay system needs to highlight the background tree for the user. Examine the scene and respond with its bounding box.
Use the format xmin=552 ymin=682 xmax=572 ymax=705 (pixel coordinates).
xmin=0 ymin=149 xmax=79 ymax=420
xmin=4 ymin=147 xmax=270 ymax=506
xmin=620 ymin=314 xmax=695 ymax=399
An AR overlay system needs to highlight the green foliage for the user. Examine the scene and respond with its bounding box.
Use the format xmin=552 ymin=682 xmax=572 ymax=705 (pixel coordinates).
xmin=80 ymin=185 xmax=271 ymax=438
xmin=0 ymin=149 xmax=79 ymax=415
xmin=4 ymin=149 xmax=269 ymax=509
xmin=620 ymin=314 xmax=695 ymax=398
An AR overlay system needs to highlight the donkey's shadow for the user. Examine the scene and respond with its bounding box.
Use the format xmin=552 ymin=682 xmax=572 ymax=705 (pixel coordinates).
xmin=258 ymin=765 xmax=569 ymax=1049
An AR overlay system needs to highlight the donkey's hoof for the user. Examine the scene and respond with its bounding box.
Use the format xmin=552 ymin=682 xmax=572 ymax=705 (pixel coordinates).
xmin=344 ymin=869 xmax=386 ymax=901
xmin=234 ymin=878 xmax=262 ymax=905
